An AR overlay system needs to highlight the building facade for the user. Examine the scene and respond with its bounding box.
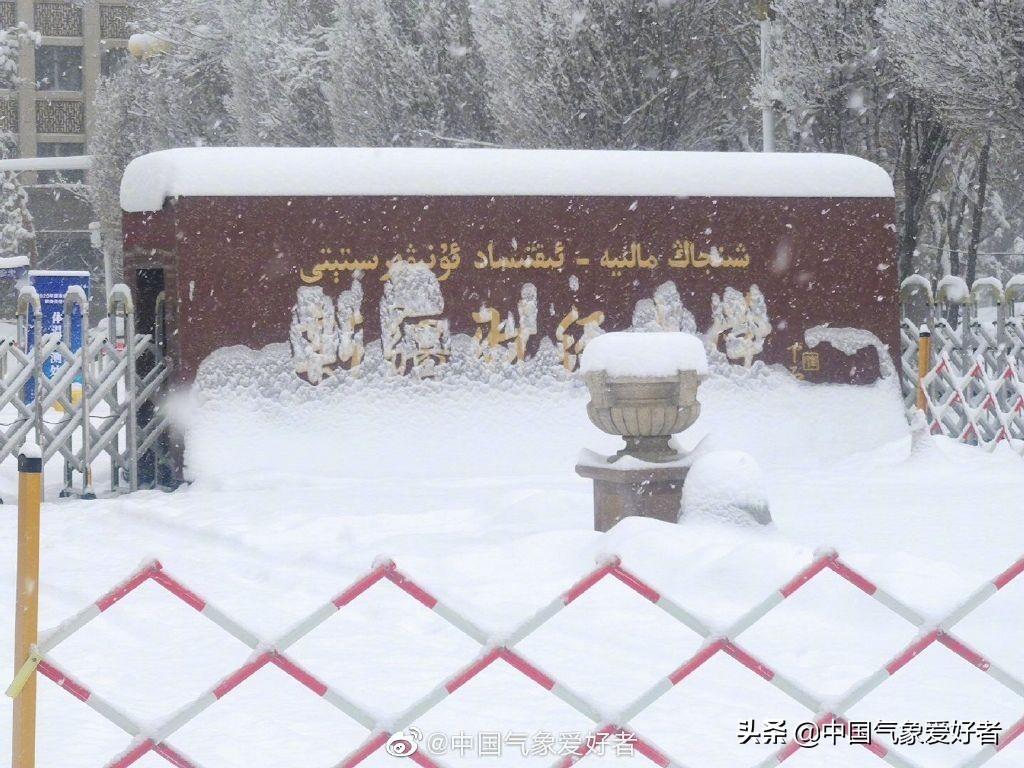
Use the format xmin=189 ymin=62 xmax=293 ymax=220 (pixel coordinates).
xmin=1 ymin=0 xmax=129 ymax=285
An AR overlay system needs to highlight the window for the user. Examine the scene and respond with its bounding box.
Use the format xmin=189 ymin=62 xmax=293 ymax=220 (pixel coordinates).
xmin=34 ymin=3 xmax=83 ymax=37
xmin=36 ymin=142 xmax=85 ymax=183
xmin=35 ymin=46 xmax=83 ymax=91
xmin=100 ymin=4 xmax=132 ymax=39
xmin=101 ymin=47 xmax=128 ymax=78
xmin=0 ymin=98 xmax=16 ymax=133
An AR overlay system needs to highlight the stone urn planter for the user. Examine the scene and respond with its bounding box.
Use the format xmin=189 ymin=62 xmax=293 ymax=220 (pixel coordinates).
xmin=583 ymin=369 xmax=702 ymax=462
xmin=580 ymin=331 xmax=706 ymax=463
xmin=575 ymin=332 xmax=708 ymax=531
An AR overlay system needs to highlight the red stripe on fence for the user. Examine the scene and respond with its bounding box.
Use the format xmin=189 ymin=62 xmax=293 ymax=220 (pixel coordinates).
xmin=630 ymin=733 xmax=672 ymax=767
xmin=610 ymin=567 xmax=661 ymax=603
xmin=668 ymin=639 xmax=725 ymax=685
xmin=340 ymin=731 xmax=390 ymax=768
xmin=500 ymin=649 xmax=555 ymax=690
xmin=332 ymin=567 xmax=388 ymax=608
xmin=831 ymin=714 xmax=889 ymax=758
xmin=998 ymin=716 xmax=1024 ymax=751
xmin=554 ymin=725 xmax=617 ymax=768
xmin=446 ymin=648 xmax=500 ymax=693
xmin=776 ymin=714 xmax=835 ymax=762
xmin=108 ymin=739 xmax=154 ymax=768
xmin=213 ymin=653 xmax=271 ymax=699
xmin=563 ymin=561 xmax=618 ymax=604
xmin=386 ymin=570 xmax=438 ymax=609
xmin=993 ymin=557 xmax=1024 ymax=590
xmin=409 ymin=750 xmax=444 ymax=768
xmin=828 ymin=560 xmax=877 ymax=595
xmin=776 ymin=735 xmax=803 ymax=761
xmin=96 ymin=565 xmax=158 ymax=612
xmin=886 ymin=631 xmax=938 ymax=675
xmin=779 ymin=555 xmax=832 ymax=597
xmin=937 ymin=633 xmax=990 ymax=671
xmin=153 ymin=744 xmax=198 ymax=768
xmin=38 ymin=661 xmax=90 ymax=702
xmin=151 ymin=570 xmax=207 ymax=612
xmin=724 ymin=643 xmax=775 ymax=681
xmin=863 ymin=738 xmax=888 ymax=758
xmin=273 ymin=654 xmax=329 ymax=697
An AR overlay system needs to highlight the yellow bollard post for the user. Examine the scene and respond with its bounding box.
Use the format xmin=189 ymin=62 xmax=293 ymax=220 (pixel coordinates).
xmin=11 ymin=442 xmax=41 ymax=768
xmin=917 ymin=329 xmax=931 ymax=412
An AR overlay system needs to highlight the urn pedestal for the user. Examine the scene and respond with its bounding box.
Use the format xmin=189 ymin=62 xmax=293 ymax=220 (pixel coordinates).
xmin=575 ymin=460 xmax=689 ymax=532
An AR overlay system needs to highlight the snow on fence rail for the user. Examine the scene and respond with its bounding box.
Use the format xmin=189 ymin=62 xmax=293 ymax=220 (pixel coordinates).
xmin=0 ymin=283 xmax=172 ymax=496
xmin=901 ymin=275 xmax=1024 ymax=454
xmin=23 ymin=551 xmax=1024 ymax=768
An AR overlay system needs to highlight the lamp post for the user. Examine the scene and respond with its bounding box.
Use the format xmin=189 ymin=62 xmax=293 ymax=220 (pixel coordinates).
xmin=755 ymin=1 xmax=776 ymax=152
xmin=88 ymin=221 xmax=111 ymax=300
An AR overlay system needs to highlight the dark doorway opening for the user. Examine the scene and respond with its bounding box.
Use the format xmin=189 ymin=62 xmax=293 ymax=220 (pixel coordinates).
xmin=135 ymin=268 xmax=164 ymax=342
xmin=135 ymin=268 xmax=165 ymax=487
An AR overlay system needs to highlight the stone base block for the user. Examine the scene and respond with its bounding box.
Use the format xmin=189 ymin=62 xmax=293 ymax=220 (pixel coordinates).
xmin=575 ymin=460 xmax=688 ymax=532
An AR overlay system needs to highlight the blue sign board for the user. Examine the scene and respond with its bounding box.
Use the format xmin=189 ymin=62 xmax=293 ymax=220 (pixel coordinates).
xmin=25 ymin=270 xmax=91 ymax=403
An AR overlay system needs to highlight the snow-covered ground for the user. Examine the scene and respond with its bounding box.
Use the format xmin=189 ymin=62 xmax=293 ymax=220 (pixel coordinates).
xmin=0 ymin=348 xmax=1021 ymax=768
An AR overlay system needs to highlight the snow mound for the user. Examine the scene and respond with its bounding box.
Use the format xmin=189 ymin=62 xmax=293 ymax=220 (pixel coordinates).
xmin=580 ymin=331 xmax=708 ymax=377
xmin=120 ymin=147 xmax=895 ymax=213
xmin=682 ymin=450 xmax=772 ymax=526
xmin=185 ymin=343 xmax=908 ymax=482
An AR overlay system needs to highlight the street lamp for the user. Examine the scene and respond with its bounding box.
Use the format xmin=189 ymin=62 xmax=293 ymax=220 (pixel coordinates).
xmin=127 ymin=32 xmax=172 ymax=60
xmin=754 ymin=1 xmax=776 ymax=152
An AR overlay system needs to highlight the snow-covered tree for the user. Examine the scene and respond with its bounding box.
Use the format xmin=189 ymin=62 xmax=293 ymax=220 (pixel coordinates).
xmin=0 ymin=150 xmax=34 ymax=262
xmin=87 ymin=0 xmax=235 ymax=280
xmin=882 ymin=0 xmax=1024 ymax=142
xmin=924 ymin=139 xmax=1024 ymax=282
xmin=326 ymin=0 xmax=494 ymax=146
xmin=472 ymin=0 xmax=757 ymax=150
xmin=0 ymin=23 xmax=38 ymax=264
xmin=763 ymin=0 xmax=951 ymax=277
xmin=222 ymin=0 xmax=334 ymax=145
xmin=78 ymin=0 xmax=1024 ymax=285
xmin=882 ymin=1 xmax=1024 ymax=282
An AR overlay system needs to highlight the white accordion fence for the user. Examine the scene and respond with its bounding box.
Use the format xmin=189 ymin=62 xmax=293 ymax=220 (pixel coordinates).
xmin=0 ymin=283 xmax=173 ymax=498
xmin=900 ymin=274 xmax=1024 ymax=454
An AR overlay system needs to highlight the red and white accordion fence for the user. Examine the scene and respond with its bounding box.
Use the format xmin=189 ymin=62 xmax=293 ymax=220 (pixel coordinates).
xmin=20 ymin=551 xmax=1024 ymax=768
xmin=901 ymin=274 xmax=1024 ymax=453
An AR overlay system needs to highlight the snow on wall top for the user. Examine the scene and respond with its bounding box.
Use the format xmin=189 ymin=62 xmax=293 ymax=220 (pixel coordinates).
xmin=120 ymin=147 xmax=895 ymax=213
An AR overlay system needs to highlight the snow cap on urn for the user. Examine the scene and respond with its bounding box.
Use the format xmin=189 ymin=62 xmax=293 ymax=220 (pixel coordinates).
xmin=580 ymin=332 xmax=707 ymax=464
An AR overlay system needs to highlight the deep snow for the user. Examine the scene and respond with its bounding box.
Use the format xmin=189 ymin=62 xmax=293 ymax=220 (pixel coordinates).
xmin=0 ymin=352 xmax=1021 ymax=768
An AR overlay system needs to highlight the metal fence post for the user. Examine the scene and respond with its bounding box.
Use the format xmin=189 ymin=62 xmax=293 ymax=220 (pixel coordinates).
xmin=123 ymin=293 xmax=139 ymax=492
xmin=9 ymin=443 xmax=42 ymax=768
xmin=916 ymin=328 xmax=931 ymax=412
xmin=16 ymin=288 xmax=44 ymax=461
xmin=67 ymin=291 xmax=94 ymax=499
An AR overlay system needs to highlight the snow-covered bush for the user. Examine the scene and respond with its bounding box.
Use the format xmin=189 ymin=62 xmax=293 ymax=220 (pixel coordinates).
xmin=682 ymin=450 xmax=772 ymax=527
